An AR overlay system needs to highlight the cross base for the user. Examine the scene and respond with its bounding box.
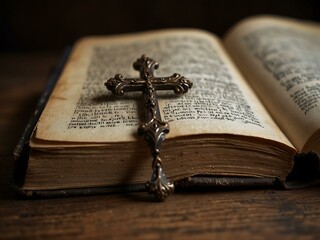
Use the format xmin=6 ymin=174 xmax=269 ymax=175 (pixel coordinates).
xmin=145 ymin=162 xmax=174 ymax=201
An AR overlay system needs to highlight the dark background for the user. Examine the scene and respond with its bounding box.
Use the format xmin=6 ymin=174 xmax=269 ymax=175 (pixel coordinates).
xmin=1 ymin=0 xmax=320 ymax=52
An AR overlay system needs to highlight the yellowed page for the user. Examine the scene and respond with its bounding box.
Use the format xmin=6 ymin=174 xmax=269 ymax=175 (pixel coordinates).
xmin=224 ymin=16 xmax=320 ymax=152
xmin=34 ymin=29 xmax=292 ymax=148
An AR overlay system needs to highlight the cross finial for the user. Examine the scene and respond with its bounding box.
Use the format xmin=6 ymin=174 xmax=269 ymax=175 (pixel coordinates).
xmin=133 ymin=55 xmax=158 ymax=78
xmin=106 ymin=55 xmax=193 ymax=201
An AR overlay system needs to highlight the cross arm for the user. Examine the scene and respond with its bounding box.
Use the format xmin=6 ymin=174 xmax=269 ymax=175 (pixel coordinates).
xmin=152 ymin=74 xmax=193 ymax=94
xmin=105 ymin=74 xmax=146 ymax=95
xmin=106 ymin=73 xmax=193 ymax=96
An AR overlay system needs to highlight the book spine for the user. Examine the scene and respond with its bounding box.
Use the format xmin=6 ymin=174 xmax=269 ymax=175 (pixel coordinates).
xmin=14 ymin=184 xmax=147 ymax=198
xmin=13 ymin=47 xmax=72 ymax=188
xmin=15 ymin=177 xmax=278 ymax=199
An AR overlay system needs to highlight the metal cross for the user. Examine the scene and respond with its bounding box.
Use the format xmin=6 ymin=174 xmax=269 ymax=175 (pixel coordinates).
xmin=105 ymin=55 xmax=193 ymax=201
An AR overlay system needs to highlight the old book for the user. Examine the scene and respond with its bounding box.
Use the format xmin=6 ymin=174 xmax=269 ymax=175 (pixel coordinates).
xmin=14 ymin=15 xmax=320 ymax=197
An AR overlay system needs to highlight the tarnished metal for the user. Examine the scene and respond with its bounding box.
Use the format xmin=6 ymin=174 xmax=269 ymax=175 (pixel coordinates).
xmin=105 ymin=55 xmax=192 ymax=201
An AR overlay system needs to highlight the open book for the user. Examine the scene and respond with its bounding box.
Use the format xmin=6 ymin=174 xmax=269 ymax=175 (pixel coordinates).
xmin=14 ymin=15 xmax=320 ymax=197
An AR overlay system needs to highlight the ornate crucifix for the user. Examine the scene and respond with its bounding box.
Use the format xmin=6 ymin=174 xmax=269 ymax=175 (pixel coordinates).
xmin=105 ymin=55 xmax=193 ymax=200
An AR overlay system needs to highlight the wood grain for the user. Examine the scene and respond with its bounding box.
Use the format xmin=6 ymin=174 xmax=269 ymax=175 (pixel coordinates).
xmin=0 ymin=53 xmax=319 ymax=240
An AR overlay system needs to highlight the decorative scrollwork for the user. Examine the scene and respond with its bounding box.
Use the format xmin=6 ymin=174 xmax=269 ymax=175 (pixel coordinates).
xmin=162 ymin=73 xmax=193 ymax=94
xmin=145 ymin=161 xmax=174 ymax=201
xmin=138 ymin=117 xmax=169 ymax=153
xmin=105 ymin=74 xmax=126 ymax=95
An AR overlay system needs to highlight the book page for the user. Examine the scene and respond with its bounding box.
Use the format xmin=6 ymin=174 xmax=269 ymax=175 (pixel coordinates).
xmin=224 ymin=16 xmax=320 ymax=152
xmin=34 ymin=29 xmax=292 ymax=147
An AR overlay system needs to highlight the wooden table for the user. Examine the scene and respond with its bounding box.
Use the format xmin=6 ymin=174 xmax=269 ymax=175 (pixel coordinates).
xmin=1 ymin=53 xmax=320 ymax=239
